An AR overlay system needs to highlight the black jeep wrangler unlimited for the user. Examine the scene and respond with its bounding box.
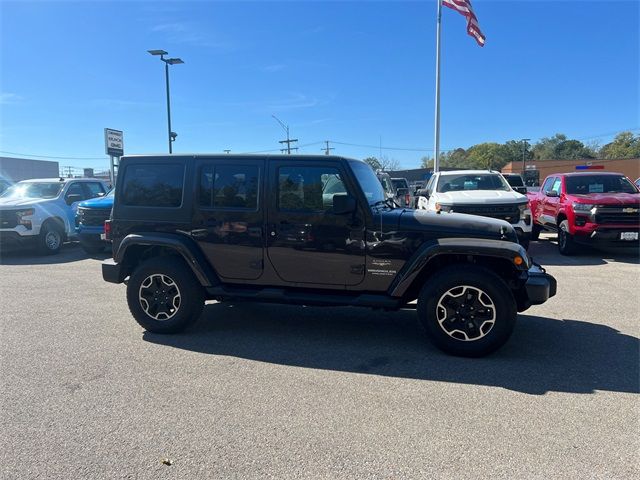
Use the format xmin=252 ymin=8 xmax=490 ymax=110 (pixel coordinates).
xmin=103 ymin=154 xmax=556 ymax=357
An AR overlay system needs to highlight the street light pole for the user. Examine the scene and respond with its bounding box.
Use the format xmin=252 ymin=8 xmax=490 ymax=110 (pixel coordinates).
xmin=148 ymin=50 xmax=184 ymax=154
xmin=521 ymin=138 xmax=531 ymax=176
xmin=164 ymin=61 xmax=172 ymax=153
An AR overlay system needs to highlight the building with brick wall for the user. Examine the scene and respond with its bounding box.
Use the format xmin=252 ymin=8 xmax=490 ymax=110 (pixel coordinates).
xmin=501 ymin=158 xmax=640 ymax=186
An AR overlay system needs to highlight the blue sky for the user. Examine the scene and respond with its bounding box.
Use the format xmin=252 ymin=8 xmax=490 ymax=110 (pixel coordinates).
xmin=1 ymin=0 xmax=638 ymax=170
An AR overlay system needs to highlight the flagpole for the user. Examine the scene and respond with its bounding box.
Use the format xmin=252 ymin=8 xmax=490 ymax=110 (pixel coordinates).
xmin=433 ymin=0 xmax=443 ymax=173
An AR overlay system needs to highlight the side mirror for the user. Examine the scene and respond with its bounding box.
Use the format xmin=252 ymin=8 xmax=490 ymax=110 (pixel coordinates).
xmin=545 ymin=190 xmax=559 ymax=198
xmin=332 ymin=194 xmax=356 ymax=214
xmin=66 ymin=194 xmax=83 ymax=205
xmin=416 ymin=189 xmax=430 ymax=199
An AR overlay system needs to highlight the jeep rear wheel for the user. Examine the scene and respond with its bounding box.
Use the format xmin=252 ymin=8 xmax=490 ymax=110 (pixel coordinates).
xmin=126 ymin=257 xmax=205 ymax=333
xmin=417 ymin=266 xmax=517 ymax=357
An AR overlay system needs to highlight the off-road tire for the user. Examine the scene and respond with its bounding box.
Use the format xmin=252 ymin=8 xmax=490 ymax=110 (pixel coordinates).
xmin=558 ymin=220 xmax=578 ymax=256
xmin=417 ymin=265 xmax=517 ymax=357
xmin=126 ymin=256 xmax=205 ymax=333
xmin=38 ymin=220 xmax=64 ymax=255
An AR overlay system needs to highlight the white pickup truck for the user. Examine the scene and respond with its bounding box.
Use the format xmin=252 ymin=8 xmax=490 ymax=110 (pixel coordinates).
xmin=416 ymin=170 xmax=533 ymax=248
xmin=0 ymin=177 xmax=109 ymax=254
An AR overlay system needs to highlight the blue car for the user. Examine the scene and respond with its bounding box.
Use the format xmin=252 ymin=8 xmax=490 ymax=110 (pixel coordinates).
xmin=75 ymin=189 xmax=114 ymax=254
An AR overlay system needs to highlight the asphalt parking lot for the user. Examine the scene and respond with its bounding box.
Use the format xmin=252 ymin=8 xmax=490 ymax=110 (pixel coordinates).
xmin=1 ymin=233 xmax=638 ymax=479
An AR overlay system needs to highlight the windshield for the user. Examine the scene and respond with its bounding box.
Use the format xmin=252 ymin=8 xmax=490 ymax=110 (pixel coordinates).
xmin=0 ymin=182 xmax=63 ymax=199
xmin=437 ymin=173 xmax=511 ymax=193
xmin=503 ymin=175 xmax=524 ymax=187
xmin=349 ymin=161 xmax=386 ymax=205
xmin=566 ymin=175 xmax=638 ymax=194
xmin=391 ymin=179 xmax=408 ymax=189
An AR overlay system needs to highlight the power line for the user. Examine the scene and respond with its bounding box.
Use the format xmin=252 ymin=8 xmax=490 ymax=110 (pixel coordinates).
xmin=0 ymin=150 xmax=105 ymax=160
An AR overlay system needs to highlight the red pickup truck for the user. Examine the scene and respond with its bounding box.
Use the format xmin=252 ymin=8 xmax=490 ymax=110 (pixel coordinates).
xmin=529 ymin=172 xmax=640 ymax=254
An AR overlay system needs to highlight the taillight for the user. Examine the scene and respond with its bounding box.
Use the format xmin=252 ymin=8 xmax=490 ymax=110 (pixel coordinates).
xmin=405 ymin=193 xmax=410 ymax=206
xmin=104 ymin=220 xmax=112 ymax=240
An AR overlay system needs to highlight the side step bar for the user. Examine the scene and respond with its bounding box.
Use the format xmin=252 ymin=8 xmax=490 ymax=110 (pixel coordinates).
xmin=205 ymin=285 xmax=414 ymax=310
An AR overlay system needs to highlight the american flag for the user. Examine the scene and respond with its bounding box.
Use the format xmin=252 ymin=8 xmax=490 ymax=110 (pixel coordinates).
xmin=443 ymin=0 xmax=486 ymax=47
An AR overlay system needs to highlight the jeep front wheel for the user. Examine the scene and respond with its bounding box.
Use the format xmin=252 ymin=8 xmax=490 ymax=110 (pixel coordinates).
xmin=417 ymin=266 xmax=517 ymax=357
xmin=126 ymin=257 xmax=205 ymax=333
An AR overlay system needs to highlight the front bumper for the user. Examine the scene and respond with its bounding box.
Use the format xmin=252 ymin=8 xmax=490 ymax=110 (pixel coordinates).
xmin=0 ymin=230 xmax=38 ymax=250
xmin=524 ymin=264 xmax=557 ymax=306
xmin=574 ymin=226 xmax=639 ymax=246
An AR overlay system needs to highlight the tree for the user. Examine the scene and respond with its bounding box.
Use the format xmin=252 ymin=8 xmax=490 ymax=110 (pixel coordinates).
xmin=363 ymin=157 xmax=382 ymax=170
xmin=363 ymin=155 xmax=401 ymax=171
xmin=531 ymin=133 xmax=595 ymax=160
xmin=599 ymin=131 xmax=640 ymax=159
xmin=465 ymin=143 xmax=510 ymax=170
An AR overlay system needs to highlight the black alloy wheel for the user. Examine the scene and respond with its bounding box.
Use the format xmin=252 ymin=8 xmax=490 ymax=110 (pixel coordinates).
xmin=417 ymin=265 xmax=517 ymax=357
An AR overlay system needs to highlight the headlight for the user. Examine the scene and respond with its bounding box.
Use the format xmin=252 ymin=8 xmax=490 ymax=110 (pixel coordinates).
xmin=16 ymin=208 xmax=34 ymax=218
xmin=572 ymin=203 xmax=594 ymax=212
xmin=16 ymin=208 xmax=34 ymax=229
xmin=517 ymin=203 xmax=530 ymax=214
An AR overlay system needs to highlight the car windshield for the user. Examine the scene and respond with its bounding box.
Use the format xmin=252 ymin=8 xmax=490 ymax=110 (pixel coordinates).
xmin=349 ymin=160 xmax=386 ymax=205
xmin=565 ymin=175 xmax=638 ymax=194
xmin=391 ymin=179 xmax=408 ymax=189
xmin=436 ymin=173 xmax=510 ymax=193
xmin=504 ymin=175 xmax=524 ymax=187
xmin=0 ymin=182 xmax=63 ymax=199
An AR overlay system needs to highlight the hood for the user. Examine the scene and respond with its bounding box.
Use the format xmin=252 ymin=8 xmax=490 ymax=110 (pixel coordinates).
xmin=569 ymin=192 xmax=640 ymax=205
xmin=78 ymin=195 xmax=114 ymax=209
xmin=0 ymin=197 xmax=56 ymax=208
xmin=395 ymin=209 xmax=518 ymax=243
xmin=436 ymin=190 xmax=526 ymax=205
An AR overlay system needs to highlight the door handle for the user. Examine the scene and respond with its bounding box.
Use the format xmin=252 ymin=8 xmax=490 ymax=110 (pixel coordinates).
xmin=189 ymin=229 xmax=208 ymax=239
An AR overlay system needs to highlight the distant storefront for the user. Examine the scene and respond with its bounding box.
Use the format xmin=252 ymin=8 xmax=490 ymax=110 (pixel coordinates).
xmin=0 ymin=157 xmax=60 ymax=182
xmin=501 ymin=158 xmax=640 ymax=186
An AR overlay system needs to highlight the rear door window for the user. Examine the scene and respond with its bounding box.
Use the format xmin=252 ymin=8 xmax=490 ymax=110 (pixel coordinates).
xmin=198 ymin=164 xmax=259 ymax=210
xmin=122 ymin=164 xmax=184 ymax=207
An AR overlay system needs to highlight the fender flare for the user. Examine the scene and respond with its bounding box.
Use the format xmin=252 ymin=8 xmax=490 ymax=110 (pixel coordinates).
xmin=114 ymin=233 xmax=220 ymax=286
xmin=388 ymin=238 xmax=529 ymax=297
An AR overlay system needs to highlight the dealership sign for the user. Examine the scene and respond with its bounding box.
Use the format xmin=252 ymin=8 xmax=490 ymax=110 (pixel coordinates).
xmin=104 ymin=128 xmax=124 ymax=156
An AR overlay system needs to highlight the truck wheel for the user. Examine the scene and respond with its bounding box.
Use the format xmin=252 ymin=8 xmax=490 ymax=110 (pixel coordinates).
xmin=38 ymin=221 xmax=64 ymax=255
xmin=557 ymin=220 xmax=578 ymax=255
xmin=531 ymin=223 xmax=541 ymax=241
xmin=126 ymin=257 xmax=205 ymax=334
xmin=417 ymin=266 xmax=517 ymax=357
xmin=80 ymin=238 xmax=106 ymax=255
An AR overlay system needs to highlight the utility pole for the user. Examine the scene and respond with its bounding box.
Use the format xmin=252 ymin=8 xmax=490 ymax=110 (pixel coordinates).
xmin=521 ymin=138 xmax=531 ymax=175
xmin=322 ymin=140 xmax=334 ymax=155
xmin=224 ymin=149 xmax=231 ymax=154
xmin=272 ymin=115 xmax=297 ymax=154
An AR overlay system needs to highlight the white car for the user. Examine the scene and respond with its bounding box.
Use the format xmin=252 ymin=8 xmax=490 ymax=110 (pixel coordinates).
xmin=0 ymin=177 xmax=109 ymax=254
xmin=416 ymin=170 xmax=532 ymax=248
